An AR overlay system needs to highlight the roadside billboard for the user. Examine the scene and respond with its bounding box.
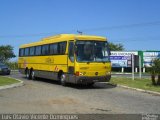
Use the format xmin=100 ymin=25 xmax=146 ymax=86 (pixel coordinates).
xmin=143 ymin=51 xmax=160 ymax=67
xmin=110 ymin=51 xmax=138 ymax=68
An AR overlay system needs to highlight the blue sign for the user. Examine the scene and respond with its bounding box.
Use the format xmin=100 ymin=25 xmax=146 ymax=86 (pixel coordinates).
xmin=110 ymin=51 xmax=138 ymax=68
xmin=110 ymin=56 xmax=131 ymax=60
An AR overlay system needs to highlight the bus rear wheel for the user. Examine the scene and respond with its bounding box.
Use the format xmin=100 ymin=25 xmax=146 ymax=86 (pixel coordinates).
xmin=30 ymin=70 xmax=35 ymax=80
xmin=25 ymin=69 xmax=30 ymax=80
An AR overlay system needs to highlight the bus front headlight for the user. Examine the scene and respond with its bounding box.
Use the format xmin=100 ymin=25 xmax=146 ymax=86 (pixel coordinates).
xmin=106 ymin=72 xmax=111 ymax=75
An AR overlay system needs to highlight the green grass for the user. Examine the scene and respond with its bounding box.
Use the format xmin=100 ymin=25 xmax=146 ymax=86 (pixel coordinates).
xmin=0 ymin=76 xmax=19 ymax=86
xmin=110 ymin=77 xmax=160 ymax=92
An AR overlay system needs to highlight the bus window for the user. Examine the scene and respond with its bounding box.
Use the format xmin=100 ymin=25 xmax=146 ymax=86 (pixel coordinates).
xmin=29 ymin=47 xmax=35 ymax=56
xmin=58 ymin=42 xmax=67 ymax=54
xmin=50 ymin=43 xmax=58 ymax=55
xmin=19 ymin=48 xmax=24 ymax=57
xmin=76 ymin=41 xmax=110 ymax=62
xmin=42 ymin=44 xmax=49 ymax=55
xmin=69 ymin=41 xmax=74 ymax=62
xmin=35 ymin=46 xmax=41 ymax=56
xmin=24 ymin=48 xmax=29 ymax=56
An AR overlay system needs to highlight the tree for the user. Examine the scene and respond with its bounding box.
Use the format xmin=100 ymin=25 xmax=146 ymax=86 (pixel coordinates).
xmin=108 ymin=42 xmax=124 ymax=51
xmin=148 ymin=64 xmax=157 ymax=85
xmin=153 ymin=58 xmax=160 ymax=85
xmin=149 ymin=58 xmax=160 ymax=85
xmin=0 ymin=45 xmax=16 ymax=63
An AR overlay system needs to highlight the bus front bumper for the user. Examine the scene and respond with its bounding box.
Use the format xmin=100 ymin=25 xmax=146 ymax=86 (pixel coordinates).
xmin=75 ymin=75 xmax=111 ymax=84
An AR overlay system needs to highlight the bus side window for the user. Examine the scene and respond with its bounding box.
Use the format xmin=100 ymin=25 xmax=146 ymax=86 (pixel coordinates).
xmin=42 ymin=44 xmax=49 ymax=55
xmin=50 ymin=43 xmax=58 ymax=55
xmin=19 ymin=48 xmax=24 ymax=57
xmin=69 ymin=42 xmax=74 ymax=62
xmin=29 ymin=47 xmax=35 ymax=56
xmin=58 ymin=42 xmax=67 ymax=54
xmin=24 ymin=48 xmax=29 ymax=56
xmin=35 ymin=46 xmax=41 ymax=56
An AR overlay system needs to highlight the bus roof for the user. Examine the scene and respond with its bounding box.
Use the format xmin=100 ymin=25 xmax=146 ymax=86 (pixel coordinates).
xmin=20 ymin=34 xmax=107 ymax=48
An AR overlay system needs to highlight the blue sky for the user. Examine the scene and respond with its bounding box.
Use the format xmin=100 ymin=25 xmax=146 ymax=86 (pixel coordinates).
xmin=0 ymin=0 xmax=160 ymax=60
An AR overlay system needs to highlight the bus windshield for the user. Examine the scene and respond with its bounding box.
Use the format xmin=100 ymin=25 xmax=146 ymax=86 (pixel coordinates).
xmin=76 ymin=40 xmax=110 ymax=62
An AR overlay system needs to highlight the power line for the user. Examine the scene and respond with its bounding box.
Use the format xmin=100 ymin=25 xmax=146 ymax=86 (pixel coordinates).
xmin=110 ymin=36 xmax=160 ymax=43
xmin=80 ymin=21 xmax=160 ymax=32
xmin=0 ymin=32 xmax=55 ymax=38
xmin=111 ymin=39 xmax=160 ymax=43
xmin=0 ymin=21 xmax=160 ymax=38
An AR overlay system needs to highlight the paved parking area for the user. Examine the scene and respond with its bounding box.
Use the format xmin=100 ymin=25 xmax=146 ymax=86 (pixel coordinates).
xmin=0 ymin=72 xmax=160 ymax=114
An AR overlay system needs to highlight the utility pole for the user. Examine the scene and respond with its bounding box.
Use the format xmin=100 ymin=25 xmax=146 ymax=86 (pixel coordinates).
xmin=139 ymin=55 xmax=142 ymax=79
xmin=132 ymin=54 xmax=134 ymax=80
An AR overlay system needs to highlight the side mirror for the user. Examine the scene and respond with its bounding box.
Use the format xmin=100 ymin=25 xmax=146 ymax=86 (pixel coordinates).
xmin=106 ymin=41 xmax=111 ymax=55
xmin=74 ymin=46 xmax=78 ymax=56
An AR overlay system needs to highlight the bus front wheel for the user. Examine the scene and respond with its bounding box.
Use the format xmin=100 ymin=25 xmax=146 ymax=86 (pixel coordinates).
xmin=60 ymin=74 xmax=66 ymax=86
xmin=87 ymin=82 xmax=95 ymax=86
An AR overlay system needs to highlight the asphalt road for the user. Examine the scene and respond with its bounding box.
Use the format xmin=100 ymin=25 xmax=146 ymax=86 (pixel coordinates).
xmin=0 ymin=71 xmax=160 ymax=114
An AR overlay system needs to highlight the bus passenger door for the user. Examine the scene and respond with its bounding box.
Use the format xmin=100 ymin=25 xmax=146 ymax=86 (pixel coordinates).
xmin=68 ymin=41 xmax=75 ymax=83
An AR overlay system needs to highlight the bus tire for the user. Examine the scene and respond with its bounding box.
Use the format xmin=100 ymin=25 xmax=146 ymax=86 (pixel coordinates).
xmin=25 ymin=69 xmax=30 ymax=80
xmin=60 ymin=74 xmax=66 ymax=86
xmin=87 ymin=82 xmax=94 ymax=86
xmin=30 ymin=70 xmax=35 ymax=80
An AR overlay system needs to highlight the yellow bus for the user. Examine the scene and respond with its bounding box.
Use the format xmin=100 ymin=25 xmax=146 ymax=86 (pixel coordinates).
xmin=18 ymin=34 xmax=111 ymax=86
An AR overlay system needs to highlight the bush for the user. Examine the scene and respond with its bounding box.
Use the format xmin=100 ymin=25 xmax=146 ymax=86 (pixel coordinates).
xmin=5 ymin=62 xmax=18 ymax=70
xmin=149 ymin=58 xmax=160 ymax=85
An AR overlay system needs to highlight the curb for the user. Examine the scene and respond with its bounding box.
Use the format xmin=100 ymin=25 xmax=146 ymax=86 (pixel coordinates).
xmin=11 ymin=70 xmax=18 ymax=72
xmin=111 ymin=73 xmax=150 ymax=76
xmin=112 ymin=73 xmax=131 ymax=75
xmin=0 ymin=76 xmax=24 ymax=90
xmin=108 ymin=83 xmax=160 ymax=96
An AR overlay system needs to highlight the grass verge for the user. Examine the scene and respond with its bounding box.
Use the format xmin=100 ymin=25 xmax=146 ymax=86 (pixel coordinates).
xmin=110 ymin=77 xmax=160 ymax=92
xmin=0 ymin=76 xmax=20 ymax=86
